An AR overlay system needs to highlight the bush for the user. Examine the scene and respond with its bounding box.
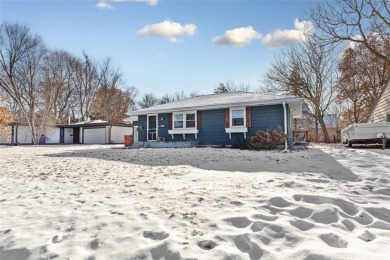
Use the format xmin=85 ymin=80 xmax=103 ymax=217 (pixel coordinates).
xmin=249 ymin=129 xmax=288 ymax=150
xmin=232 ymin=135 xmax=248 ymax=150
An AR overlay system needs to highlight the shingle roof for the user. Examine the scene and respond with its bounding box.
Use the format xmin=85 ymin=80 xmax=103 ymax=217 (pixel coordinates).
xmin=127 ymin=92 xmax=302 ymax=116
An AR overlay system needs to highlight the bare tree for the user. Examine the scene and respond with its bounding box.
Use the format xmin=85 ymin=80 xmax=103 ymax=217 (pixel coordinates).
xmin=72 ymin=52 xmax=100 ymax=121
xmin=173 ymin=90 xmax=188 ymax=101
xmin=189 ymin=90 xmax=200 ymax=98
xmin=0 ymin=22 xmax=55 ymax=144
xmin=263 ymin=36 xmax=339 ymax=143
xmin=159 ymin=94 xmax=175 ymax=104
xmin=41 ymin=50 xmax=79 ymax=124
xmin=214 ymin=80 xmax=252 ymax=93
xmin=311 ymin=0 xmax=390 ymax=63
xmin=138 ymin=93 xmax=158 ymax=108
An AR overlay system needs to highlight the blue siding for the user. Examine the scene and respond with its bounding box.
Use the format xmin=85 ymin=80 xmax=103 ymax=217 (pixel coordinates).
xmin=136 ymin=104 xmax=289 ymax=146
xmin=248 ymin=105 xmax=284 ymax=138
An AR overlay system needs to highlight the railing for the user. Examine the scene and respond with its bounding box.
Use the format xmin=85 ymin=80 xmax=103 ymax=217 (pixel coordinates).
xmin=293 ymin=130 xmax=308 ymax=144
xmin=148 ymin=132 xmax=157 ymax=141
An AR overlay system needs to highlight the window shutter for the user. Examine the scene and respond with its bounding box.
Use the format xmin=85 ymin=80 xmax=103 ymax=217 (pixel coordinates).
xmin=246 ymin=107 xmax=252 ymax=128
xmin=197 ymin=111 xmax=201 ymax=129
xmin=225 ymin=109 xmax=230 ymax=128
xmin=168 ymin=113 xmax=172 ymax=130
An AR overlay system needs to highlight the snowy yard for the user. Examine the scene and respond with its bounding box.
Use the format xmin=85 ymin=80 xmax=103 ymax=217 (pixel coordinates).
xmin=0 ymin=144 xmax=389 ymax=259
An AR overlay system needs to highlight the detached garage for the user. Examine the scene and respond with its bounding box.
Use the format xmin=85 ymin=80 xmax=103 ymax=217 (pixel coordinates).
xmin=72 ymin=121 xmax=133 ymax=144
xmin=4 ymin=121 xmax=133 ymax=145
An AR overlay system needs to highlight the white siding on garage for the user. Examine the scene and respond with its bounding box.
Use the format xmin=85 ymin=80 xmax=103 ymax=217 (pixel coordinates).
xmin=110 ymin=126 xmax=133 ymax=144
xmin=64 ymin=128 xmax=74 ymax=144
xmin=45 ymin=127 xmax=60 ymax=144
xmin=17 ymin=125 xmax=32 ymax=144
xmin=84 ymin=128 xmax=106 ymax=144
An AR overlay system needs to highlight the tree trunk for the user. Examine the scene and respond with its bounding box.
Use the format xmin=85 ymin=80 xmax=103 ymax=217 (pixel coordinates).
xmin=315 ymin=118 xmax=319 ymax=143
xmin=318 ymin=116 xmax=330 ymax=143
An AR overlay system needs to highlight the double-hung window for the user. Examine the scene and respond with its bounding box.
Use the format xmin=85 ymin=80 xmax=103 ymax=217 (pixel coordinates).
xmin=173 ymin=112 xmax=196 ymax=129
xmin=231 ymin=107 xmax=245 ymax=127
xmin=169 ymin=111 xmax=198 ymax=140
xmin=225 ymin=107 xmax=247 ymax=139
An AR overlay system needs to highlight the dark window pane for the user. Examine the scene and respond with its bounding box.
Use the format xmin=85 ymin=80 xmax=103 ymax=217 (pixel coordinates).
xmin=186 ymin=113 xmax=195 ymax=120
xmin=186 ymin=121 xmax=195 ymax=128
xmin=148 ymin=116 xmax=156 ymax=129
xmin=232 ymin=118 xmax=244 ymax=126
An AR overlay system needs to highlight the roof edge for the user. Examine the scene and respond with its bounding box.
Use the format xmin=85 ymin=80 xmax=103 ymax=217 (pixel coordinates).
xmin=127 ymin=97 xmax=303 ymax=116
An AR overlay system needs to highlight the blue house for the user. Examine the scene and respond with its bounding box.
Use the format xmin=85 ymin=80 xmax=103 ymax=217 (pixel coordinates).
xmin=127 ymin=92 xmax=303 ymax=147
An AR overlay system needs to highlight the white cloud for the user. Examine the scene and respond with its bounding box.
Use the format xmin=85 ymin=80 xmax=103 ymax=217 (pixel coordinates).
xmin=96 ymin=0 xmax=158 ymax=10
xmin=96 ymin=1 xmax=113 ymax=10
xmin=212 ymin=26 xmax=261 ymax=47
xmin=347 ymin=35 xmax=363 ymax=49
xmin=136 ymin=19 xmax=197 ymax=43
xmin=261 ymin=19 xmax=314 ymax=48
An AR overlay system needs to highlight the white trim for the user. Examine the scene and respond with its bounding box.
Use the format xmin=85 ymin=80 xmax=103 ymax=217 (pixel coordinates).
xmin=147 ymin=114 xmax=158 ymax=141
xmin=172 ymin=111 xmax=197 ymax=129
xmin=283 ymin=100 xmax=288 ymax=151
xmin=168 ymin=129 xmax=199 ymax=140
xmin=230 ymin=107 xmax=246 ymax=128
xmin=225 ymin=127 xmax=248 ymax=139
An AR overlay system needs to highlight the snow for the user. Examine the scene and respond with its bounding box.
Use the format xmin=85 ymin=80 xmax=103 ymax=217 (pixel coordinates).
xmin=0 ymin=144 xmax=389 ymax=259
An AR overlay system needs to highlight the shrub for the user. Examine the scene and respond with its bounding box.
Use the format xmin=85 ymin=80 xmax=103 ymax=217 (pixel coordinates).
xmin=249 ymin=129 xmax=288 ymax=150
xmin=232 ymin=135 xmax=248 ymax=150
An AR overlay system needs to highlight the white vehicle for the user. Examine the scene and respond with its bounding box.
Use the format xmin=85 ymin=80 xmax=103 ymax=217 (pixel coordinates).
xmin=341 ymin=122 xmax=390 ymax=148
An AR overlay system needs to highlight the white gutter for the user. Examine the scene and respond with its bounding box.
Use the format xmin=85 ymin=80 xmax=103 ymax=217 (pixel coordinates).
xmin=283 ymin=100 xmax=288 ymax=152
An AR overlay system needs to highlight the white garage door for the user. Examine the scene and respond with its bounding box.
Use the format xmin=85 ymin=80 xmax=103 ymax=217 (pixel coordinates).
xmin=84 ymin=128 xmax=106 ymax=144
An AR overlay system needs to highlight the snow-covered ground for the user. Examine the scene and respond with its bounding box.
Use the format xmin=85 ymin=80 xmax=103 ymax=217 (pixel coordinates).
xmin=0 ymin=144 xmax=389 ymax=260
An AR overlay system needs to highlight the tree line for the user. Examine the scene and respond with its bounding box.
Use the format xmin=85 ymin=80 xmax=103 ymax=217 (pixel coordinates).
xmin=0 ymin=22 xmax=200 ymax=143
xmin=1 ymin=0 xmax=389 ymax=144
xmin=0 ymin=23 xmax=141 ymax=143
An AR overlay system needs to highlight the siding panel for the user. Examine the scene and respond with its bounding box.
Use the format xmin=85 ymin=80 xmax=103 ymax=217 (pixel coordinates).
xmin=369 ymin=84 xmax=390 ymax=123
xmin=136 ymin=104 xmax=288 ymax=146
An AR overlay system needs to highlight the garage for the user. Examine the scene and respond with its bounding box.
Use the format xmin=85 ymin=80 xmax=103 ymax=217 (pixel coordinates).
xmin=83 ymin=127 xmax=107 ymax=144
xmin=110 ymin=126 xmax=133 ymax=144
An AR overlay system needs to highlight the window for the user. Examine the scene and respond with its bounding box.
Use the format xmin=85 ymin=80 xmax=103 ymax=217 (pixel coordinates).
xmin=173 ymin=112 xmax=196 ymax=129
xmin=231 ymin=108 xmax=245 ymax=127
xmin=186 ymin=113 xmax=196 ymax=128
xmin=174 ymin=114 xmax=183 ymax=128
xmin=387 ymin=114 xmax=390 ymax=122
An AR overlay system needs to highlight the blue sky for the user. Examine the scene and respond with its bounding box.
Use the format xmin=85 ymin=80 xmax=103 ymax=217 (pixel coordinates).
xmin=1 ymin=0 xmax=315 ymax=97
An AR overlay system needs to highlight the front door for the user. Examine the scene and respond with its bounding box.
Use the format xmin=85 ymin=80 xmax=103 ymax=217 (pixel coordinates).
xmin=73 ymin=128 xmax=80 ymax=144
xmin=147 ymin=115 xmax=157 ymax=141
